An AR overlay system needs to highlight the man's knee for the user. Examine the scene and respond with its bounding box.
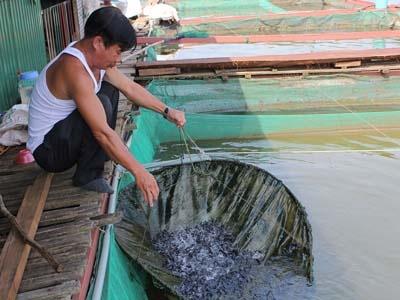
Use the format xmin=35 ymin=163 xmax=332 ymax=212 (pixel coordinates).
xmin=98 ymin=81 xmax=119 ymax=106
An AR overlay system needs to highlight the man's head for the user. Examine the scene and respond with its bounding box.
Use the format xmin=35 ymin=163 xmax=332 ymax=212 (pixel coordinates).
xmin=84 ymin=7 xmax=136 ymax=68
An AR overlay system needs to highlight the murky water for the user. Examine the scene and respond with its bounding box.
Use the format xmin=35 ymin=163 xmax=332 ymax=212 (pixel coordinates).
xmin=154 ymin=130 xmax=400 ymax=299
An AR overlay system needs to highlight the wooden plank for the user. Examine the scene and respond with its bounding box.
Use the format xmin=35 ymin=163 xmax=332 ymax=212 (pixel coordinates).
xmin=17 ymin=280 xmax=80 ymax=300
xmin=39 ymin=203 xmax=100 ymax=227
xmin=19 ymin=269 xmax=84 ymax=293
xmin=0 ymin=172 xmax=53 ymax=300
xmin=118 ymin=67 xmax=135 ymax=76
xmin=23 ymin=253 xmax=87 ymax=279
xmin=138 ymin=67 xmax=181 ymax=77
xmin=0 ymin=191 xmax=97 ymax=230
xmin=27 ymin=244 xmax=89 ymax=265
xmin=136 ymin=64 xmax=400 ymax=80
xmin=335 ymin=60 xmax=362 ymax=68
xmin=135 ymin=48 xmax=400 ymax=72
xmin=0 ymin=170 xmax=41 ymax=186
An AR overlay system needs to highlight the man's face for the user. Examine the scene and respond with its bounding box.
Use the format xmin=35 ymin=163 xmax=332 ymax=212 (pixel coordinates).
xmin=94 ymin=37 xmax=122 ymax=69
xmin=101 ymin=43 xmax=122 ymax=69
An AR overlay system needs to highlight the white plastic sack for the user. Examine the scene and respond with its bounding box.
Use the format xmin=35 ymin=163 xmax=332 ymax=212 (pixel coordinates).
xmin=143 ymin=3 xmax=180 ymax=22
xmin=0 ymin=104 xmax=29 ymax=146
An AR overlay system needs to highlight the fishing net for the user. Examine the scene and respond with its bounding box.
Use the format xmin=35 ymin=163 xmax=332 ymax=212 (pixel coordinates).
xmin=134 ymin=75 xmax=400 ymax=144
xmin=171 ymin=0 xmax=285 ymax=19
xmin=151 ymin=11 xmax=400 ymax=37
xmin=115 ymin=159 xmax=313 ymax=297
xmin=167 ymin=0 xmax=358 ymax=18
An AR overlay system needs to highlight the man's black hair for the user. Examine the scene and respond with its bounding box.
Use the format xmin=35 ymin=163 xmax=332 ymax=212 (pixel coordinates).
xmin=84 ymin=6 xmax=137 ymax=52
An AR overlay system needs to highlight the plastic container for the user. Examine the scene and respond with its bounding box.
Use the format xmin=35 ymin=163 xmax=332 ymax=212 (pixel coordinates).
xmin=15 ymin=149 xmax=35 ymax=165
xmin=18 ymin=71 xmax=39 ymax=105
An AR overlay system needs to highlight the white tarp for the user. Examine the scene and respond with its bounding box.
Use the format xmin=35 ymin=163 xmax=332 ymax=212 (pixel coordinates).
xmin=0 ymin=104 xmax=29 ymax=146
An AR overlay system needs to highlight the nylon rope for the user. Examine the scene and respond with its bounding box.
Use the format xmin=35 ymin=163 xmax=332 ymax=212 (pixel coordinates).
xmin=178 ymin=127 xmax=310 ymax=251
xmin=319 ymin=77 xmax=400 ymax=146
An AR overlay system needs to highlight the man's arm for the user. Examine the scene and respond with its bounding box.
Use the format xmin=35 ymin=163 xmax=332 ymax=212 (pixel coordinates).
xmin=104 ymin=67 xmax=186 ymax=127
xmin=67 ymin=65 xmax=159 ymax=206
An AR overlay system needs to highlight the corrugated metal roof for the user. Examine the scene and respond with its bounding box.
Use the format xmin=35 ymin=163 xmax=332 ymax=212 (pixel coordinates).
xmin=0 ymin=0 xmax=47 ymax=111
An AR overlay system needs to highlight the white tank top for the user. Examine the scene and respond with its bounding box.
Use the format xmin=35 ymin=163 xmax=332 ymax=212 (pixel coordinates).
xmin=27 ymin=42 xmax=106 ymax=152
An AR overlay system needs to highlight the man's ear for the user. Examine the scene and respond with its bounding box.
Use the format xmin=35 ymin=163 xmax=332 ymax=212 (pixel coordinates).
xmin=93 ymin=36 xmax=105 ymax=51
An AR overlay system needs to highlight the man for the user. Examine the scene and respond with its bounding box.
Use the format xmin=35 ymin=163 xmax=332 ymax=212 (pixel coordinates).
xmin=27 ymin=7 xmax=185 ymax=206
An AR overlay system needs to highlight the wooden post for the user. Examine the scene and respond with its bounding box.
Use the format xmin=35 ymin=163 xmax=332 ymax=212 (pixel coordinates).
xmin=0 ymin=172 xmax=54 ymax=300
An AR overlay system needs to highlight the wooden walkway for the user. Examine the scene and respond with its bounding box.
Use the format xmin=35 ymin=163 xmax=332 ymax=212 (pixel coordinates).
xmin=0 ymin=72 xmax=135 ymax=299
xmin=0 ymin=151 xmax=103 ymax=299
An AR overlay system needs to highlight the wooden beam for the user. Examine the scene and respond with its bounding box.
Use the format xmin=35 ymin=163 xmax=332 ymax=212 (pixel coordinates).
xmin=135 ymin=64 xmax=400 ymax=80
xmin=335 ymin=60 xmax=361 ymax=69
xmin=138 ymin=67 xmax=181 ymax=77
xmin=0 ymin=172 xmax=54 ymax=300
xmin=135 ymin=48 xmax=400 ymax=72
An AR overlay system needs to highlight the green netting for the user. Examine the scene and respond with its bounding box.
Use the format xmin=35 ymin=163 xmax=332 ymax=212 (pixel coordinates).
xmin=170 ymin=0 xmax=355 ymax=19
xmin=269 ymin=0 xmax=353 ymax=11
xmin=115 ymin=159 xmax=313 ymax=297
xmin=118 ymin=110 xmax=162 ymax=191
xmin=152 ymin=11 xmax=400 ymax=37
xmin=142 ymin=75 xmax=400 ymax=142
xmin=147 ymin=76 xmax=400 ymax=111
xmin=174 ymin=0 xmax=286 ymax=19
xmin=101 ymin=231 xmax=148 ymax=300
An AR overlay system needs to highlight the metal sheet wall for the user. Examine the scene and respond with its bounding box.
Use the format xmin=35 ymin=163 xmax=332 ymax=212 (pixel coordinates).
xmin=0 ymin=0 xmax=47 ymax=111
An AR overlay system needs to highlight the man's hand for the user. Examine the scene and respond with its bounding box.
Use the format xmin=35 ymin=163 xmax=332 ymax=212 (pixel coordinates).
xmin=134 ymin=167 xmax=159 ymax=207
xmin=166 ymin=108 xmax=186 ymax=128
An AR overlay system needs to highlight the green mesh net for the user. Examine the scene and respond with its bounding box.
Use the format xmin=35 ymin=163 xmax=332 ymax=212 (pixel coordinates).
xmin=174 ymin=0 xmax=286 ymax=18
xmin=151 ymin=11 xmax=400 ymax=37
xmin=143 ymin=75 xmax=400 ymax=143
xmin=169 ymin=0 xmax=361 ymax=18
xmin=100 ymin=231 xmax=148 ymax=300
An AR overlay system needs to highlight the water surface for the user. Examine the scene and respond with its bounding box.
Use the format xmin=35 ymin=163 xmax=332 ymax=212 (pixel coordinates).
xmin=154 ymin=130 xmax=400 ymax=299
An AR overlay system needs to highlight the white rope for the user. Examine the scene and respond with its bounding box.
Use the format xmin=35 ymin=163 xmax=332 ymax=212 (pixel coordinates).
xmin=321 ymin=85 xmax=400 ymax=146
